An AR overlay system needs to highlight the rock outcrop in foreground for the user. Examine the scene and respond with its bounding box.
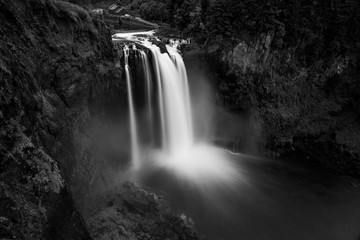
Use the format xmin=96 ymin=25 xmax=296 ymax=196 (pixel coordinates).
xmin=87 ymin=182 xmax=201 ymax=240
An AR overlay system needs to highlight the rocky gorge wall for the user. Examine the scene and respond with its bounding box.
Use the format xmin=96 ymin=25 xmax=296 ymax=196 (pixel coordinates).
xmin=0 ymin=0 xmax=124 ymax=238
xmin=188 ymin=32 xmax=360 ymax=179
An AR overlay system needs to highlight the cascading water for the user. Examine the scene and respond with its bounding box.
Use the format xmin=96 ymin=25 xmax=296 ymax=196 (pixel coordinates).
xmin=129 ymin=40 xmax=238 ymax=187
xmin=149 ymin=46 xmax=167 ymax=148
xmin=156 ymin=46 xmax=194 ymax=153
xmin=167 ymin=46 xmax=193 ymax=141
xmin=139 ymin=50 xmax=154 ymax=144
xmin=123 ymin=45 xmax=140 ymax=168
xmin=116 ymin=32 xmax=238 ymax=185
xmin=144 ymin=44 xmax=239 ymax=186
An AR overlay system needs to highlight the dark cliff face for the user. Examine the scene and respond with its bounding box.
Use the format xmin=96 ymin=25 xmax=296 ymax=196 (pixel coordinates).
xmin=193 ymin=33 xmax=360 ymax=179
xmin=0 ymin=0 xmax=122 ymax=239
xmin=178 ymin=0 xmax=360 ymax=179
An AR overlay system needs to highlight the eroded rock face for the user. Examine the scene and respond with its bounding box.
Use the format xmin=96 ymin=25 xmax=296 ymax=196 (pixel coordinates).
xmin=0 ymin=0 xmax=122 ymax=238
xmin=194 ymin=33 xmax=360 ymax=178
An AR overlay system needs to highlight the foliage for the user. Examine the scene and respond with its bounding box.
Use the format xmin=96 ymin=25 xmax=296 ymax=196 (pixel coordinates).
xmin=174 ymin=0 xmax=193 ymax=29
xmin=1 ymin=119 xmax=64 ymax=194
xmin=201 ymin=0 xmax=360 ymax=66
xmin=54 ymin=0 xmax=92 ymax=22
xmin=129 ymin=0 xmax=145 ymax=10
xmin=139 ymin=0 xmax=168 ymax=22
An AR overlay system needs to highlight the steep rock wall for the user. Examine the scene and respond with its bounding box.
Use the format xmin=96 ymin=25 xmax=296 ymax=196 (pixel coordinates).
xmin=193 ymin=33 xmax=360 ymax=178
xmin=0 ymin=0 xmax=123 ymax=239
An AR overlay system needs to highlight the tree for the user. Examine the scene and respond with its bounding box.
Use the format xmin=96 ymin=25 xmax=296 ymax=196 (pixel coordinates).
xmin=139 ymin=1 xmax=168 ymax=22
xmin=174 ymin=0 xmax=193 ymax=29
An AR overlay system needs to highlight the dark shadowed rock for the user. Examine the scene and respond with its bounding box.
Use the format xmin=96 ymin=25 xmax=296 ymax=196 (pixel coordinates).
xmin=87 ymin=182 xmax=202 ymax=240
xmin=193 ymin=33 xmax=360 ymax=179
xmin=0 ymin=0 xmax=121 ymax=238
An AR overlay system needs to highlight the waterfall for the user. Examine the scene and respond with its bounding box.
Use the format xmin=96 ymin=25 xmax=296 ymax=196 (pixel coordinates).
xmin=122 ymin=42 xmax=195 ymax=163
xmin=167 ymin=46 xmax=194 ymax=146
xmin=149 ymin=47 xmax=167 ymax=149
xmin=137 ymin=44 xmax=194 ymax=154
xmin=155 ymin=46 xmax=194 ymax=154
xmin=116 ymin=31 xmax=238 ymax=186
xmin=123 ymin=45 xmax=140 ymax=168
xmin=139 ymin=50 xmax=154 ymax=144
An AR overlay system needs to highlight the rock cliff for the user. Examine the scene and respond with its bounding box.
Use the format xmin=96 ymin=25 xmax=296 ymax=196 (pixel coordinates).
xmin=194 ymin=32 xmax=360 ymax=178
xmin=0 ymin=0 xmax=121 ymax=238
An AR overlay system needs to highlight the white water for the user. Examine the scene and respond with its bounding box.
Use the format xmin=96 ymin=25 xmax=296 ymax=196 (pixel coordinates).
xmin=145 ymin=45 xmax=239 ymax=186
xmin=116 ymin=32 xmax=239 ymax=187
xmin=149 ymin=47 xmax=167 ymax=148
xmin=113 ymin=30 xmax=155 ymax=41
xmin=123 ymin=45 xmax=140 ymax=168
xmin=167 ymin=45 xmax=193 ymax=146
xmin=139 ymin=50 xmax=154 ymax=144
xmin=157 ymin=46 xmax=193 ymax=153
xmin=144 ymin=43 xmax=238 ymax=186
